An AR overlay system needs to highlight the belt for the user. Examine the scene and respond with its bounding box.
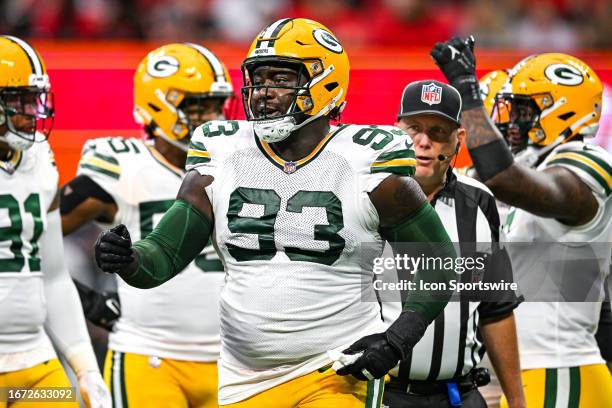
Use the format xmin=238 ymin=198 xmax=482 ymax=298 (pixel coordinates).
xmin=388 ymin=369 xmax=489 ymax=396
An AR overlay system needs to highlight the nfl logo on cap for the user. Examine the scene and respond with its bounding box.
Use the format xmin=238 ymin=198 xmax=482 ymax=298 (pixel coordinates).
xmin=421 ymin=82 xmax=442 ymax=106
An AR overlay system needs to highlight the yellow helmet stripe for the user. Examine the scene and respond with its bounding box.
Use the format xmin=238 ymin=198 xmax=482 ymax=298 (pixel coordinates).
xmin=2 ymin=35 xmax=43 ymax=76
xmin=185 ymin=43 xmax=230 ymax=85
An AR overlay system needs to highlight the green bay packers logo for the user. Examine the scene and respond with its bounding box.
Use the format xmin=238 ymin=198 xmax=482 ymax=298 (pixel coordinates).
xmin=544 ymin=63 xmax=583 ymax=86
xmin=312 ymin=29 xmax=343 ymax=54
xmin=147 ymin=55 xmax=180 ymax=78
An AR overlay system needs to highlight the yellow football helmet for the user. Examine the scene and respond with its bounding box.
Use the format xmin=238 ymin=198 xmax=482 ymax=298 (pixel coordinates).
xmin=491 ymin=53 xmax=602 ymax=155
xmin=133 ymin=43 xmax=234 ymax=150
xmin=479 ymin=70 xmax=508 ymax=115
xmin=241 ymin=18 xmax=350 ymax=142
xmin=0 ymin=35 xmax=54 ymax=151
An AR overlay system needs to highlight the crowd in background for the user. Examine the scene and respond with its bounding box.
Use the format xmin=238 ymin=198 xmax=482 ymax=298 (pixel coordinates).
xmin=1 ymin=0 xmax=611 ymax=49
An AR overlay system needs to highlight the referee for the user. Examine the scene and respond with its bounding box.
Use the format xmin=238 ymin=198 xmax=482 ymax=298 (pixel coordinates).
xmin=381 ymin=80 xmax=525 ymax=408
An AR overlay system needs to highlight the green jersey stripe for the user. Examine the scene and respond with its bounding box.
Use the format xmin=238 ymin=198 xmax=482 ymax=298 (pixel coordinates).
xmin=190 ymin=140 xmax=208 ymax=152
xmin=186 ymin=156 xmax=211 ymax=166
xmin=371 ymin=164 xmax=415 ymax=176
xmin=92 ymin=151 xmax=119 ymax=165
xmin=548 ymin=157 xmax=612 ymax=196
xmin=575 ymin=150 xmax=612 ymax=176
xmin=79 ymin=163 xmax=120 ymax=180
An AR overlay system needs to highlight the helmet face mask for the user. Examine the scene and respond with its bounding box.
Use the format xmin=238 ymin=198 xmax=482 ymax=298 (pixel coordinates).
xmin=492 ymin=94 xmax=542 ymax=154
xmin=178 ymin=94 xmax=229 ymax=135
xmin=0 ymin=36 xmax=55 ymax=151
xmin=241 ymin=18 xmax=349 ymax=143
xmin=241 ymin=60 xmax=311 ymax=123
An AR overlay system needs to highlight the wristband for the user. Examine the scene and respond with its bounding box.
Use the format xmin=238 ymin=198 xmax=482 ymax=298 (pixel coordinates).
xmin=469 ymin=139 xmax=514 ymax=182
xmin=385 ymin=310 xmax=430 ymax=360
xmin=452 ymin=75 xmax=483 ymax=110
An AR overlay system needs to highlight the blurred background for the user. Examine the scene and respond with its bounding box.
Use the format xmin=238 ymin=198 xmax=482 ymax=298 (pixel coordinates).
xmin=2 ymin=0 xmax=611 ymax=48
xmin=3 ymin=2 xmax=609 ymax=405
xmin=2 ymin=0 xmax=610 ymax=182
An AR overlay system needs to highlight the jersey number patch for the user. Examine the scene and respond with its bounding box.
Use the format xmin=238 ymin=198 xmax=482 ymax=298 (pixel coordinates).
xmin=226 ymin=187 xmax=345 ymax=265
xmin=0 ymin=194 xmax=43 ymax=272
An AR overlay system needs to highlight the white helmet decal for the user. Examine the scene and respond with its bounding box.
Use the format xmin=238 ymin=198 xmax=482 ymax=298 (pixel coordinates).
xmin=147 ymin=55 xmax=180 ymax=78
xmin=312 ymin=29 xmax=343 ymax=54
xmin=544 ymin=63 xmax=584 ymax=86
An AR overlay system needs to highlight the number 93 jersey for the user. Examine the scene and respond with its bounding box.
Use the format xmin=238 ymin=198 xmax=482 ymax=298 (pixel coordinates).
xmin=0 ymin=140 xmax=58 ymax=358
xmin=77 ymin=136 xmax=223 ymax=362
xmin=187 ymin=120 xmax=416 ymax=403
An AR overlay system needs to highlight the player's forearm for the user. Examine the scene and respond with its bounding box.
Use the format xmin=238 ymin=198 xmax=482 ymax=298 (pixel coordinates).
xmin=381 ymin=201 xmax=457 ymax=322
xmin=480 ymin=313 xmax=526 ymax=408
xmin=128 ymin=199 xmax=211 ymax=289
xmin=60 ymin=175 xmax=118 ymax=235
xmin=41 ymin=210 xmax=99 ymax=375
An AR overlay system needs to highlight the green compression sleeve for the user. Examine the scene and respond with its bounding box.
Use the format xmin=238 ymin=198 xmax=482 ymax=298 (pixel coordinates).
xmin=129 ymin=199 xmax=212 ymax=289
xmin=380 ymin=201 xmax=457 ymax=322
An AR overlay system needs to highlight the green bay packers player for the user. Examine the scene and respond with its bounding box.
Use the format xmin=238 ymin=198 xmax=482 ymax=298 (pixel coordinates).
xmin=0 ymin=36 xmax=110 ymax=408
xmin=94 ymin=18 xmax=459 ymax=407
xmin=59 ymin=43 xmax=234 ymax=407
xmin=432 ymin=38 xmax=612 ymax=407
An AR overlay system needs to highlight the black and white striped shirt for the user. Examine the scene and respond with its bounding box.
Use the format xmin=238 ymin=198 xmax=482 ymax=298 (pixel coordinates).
xmin=382 ymin=169 xmax=521 ymax=381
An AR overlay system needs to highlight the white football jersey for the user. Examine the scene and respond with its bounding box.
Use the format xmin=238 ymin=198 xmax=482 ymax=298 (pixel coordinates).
xmin=187 ymin=120 xmax=416 ymax=403
xmin=0 ymin=140 xmax=58 ymax=371
xmin=77 ymin=137 xmax=224 ymax=362
xmin=503 ymin=141 xmax=612 ymax=369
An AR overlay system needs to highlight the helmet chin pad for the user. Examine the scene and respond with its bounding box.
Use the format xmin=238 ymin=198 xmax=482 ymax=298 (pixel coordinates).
xmin=254 ymin=116 xmax=297 ymax=143
xmin=0 ymin=130 xmax=35 ymax=151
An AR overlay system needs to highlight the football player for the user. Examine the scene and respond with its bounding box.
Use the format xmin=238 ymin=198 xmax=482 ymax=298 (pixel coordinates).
xmin=59 ymin=43 xmax=233 ymax=407
xmin=93 ymin=18 xmax=458 ymax=407
xmin=431 ymin=37 xmax=612 ymax=406
xmin=0 ymin=36 xmax=110 ymax=408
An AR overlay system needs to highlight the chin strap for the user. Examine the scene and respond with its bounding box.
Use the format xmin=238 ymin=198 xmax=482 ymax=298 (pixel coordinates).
xmin=254 ymin=89 xmax=345 ymax=143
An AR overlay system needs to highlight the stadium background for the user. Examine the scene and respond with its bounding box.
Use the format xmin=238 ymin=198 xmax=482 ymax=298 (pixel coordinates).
xmin=2 ymin=0 xmax=610 ymax=183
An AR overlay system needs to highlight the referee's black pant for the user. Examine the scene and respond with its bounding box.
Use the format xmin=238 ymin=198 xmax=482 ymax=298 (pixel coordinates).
xmin=383 ymin=386 xmax=487 ymax=408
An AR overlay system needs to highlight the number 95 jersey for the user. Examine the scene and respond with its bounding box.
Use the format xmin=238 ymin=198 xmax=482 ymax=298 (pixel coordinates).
xmin=187 ymin=120 xmax=416 ymax=403
xmin=77 ymin=136 xmax=223 ymax=362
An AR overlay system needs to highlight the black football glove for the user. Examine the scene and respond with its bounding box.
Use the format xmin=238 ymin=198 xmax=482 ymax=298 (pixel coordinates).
xmin=74 ymin=280 xmax=121 ymax=331
xmin=336 ymin=333 xmax=401 ymax=380
xmin=94 ymin=224 xmax=139 ymax=279
xmin=336 ymin=310 xmax=430 ymax=380
xmin=430 ymin=35 xmax=483 ymax=110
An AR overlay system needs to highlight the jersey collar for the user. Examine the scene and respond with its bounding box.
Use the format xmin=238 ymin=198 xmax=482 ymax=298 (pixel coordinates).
xmin=254 ymin=124 xmax=347 ymax=174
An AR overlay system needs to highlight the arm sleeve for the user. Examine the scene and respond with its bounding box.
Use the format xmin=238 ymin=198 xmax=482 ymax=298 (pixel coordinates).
xmin=42 ymin=209 xmax=99 ymax=375
xmin=127 ymin=200 xmax=212 ymax=288
xmin=380 ymin=201 xmax=458 ymax=322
